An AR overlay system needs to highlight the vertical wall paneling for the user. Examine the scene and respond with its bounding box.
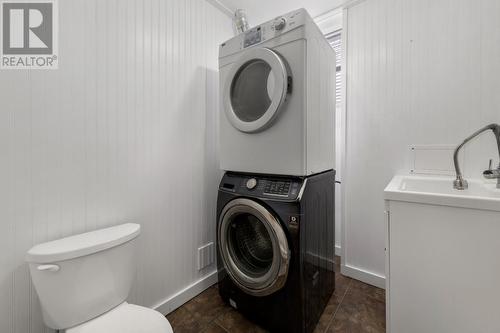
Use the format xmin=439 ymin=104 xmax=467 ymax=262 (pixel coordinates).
xmin=343 ymin=0 xmax=500 ymax=288
xmin=0 ymin=1 xmax=232 ymax=332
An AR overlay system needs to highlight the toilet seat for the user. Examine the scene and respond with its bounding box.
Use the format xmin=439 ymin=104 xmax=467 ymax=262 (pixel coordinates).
xmin=66 ymin=302 xmax=173 ymax=333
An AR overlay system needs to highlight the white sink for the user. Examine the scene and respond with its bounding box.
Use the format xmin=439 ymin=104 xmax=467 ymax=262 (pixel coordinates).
xmin=385 ymin=174 xmax=500 ymax=332
xmin=384 ymin=175 xmax=500 ymax=212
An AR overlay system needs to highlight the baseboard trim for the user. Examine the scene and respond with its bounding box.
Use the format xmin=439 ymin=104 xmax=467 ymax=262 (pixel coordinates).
xmin=153 ymin=270 xmax=218 ymax=315
xmin=342 ymin=264 xmax=385 ymax=289
xmin=335 ymin=245 xmax=341 ymax=257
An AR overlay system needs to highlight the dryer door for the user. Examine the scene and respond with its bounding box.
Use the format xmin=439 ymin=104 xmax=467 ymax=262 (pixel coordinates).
xmin=218 ymin=198 xmax=290 ymax=297
xmin=223 ymin=48 xmax=290 ymax=133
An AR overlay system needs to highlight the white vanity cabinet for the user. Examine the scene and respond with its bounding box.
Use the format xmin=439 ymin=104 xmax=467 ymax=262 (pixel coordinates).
xmin=384 ymin=175 xmax=500 ymax=333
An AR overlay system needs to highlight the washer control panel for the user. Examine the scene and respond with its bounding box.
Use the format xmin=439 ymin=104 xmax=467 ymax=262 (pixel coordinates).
xmin=220 ymin=173 xmax=304 ymax=200
xmin=264 ymin=180 xmax=291 ymax=197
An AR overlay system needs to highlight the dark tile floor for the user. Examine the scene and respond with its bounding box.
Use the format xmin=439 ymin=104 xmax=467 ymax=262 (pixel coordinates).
xmin=167 ymin=257 xmax=385 ymax=333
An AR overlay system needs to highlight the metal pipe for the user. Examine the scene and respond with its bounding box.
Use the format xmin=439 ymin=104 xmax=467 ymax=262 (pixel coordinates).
xmin=233 ymin=9 xmax=250 ymax=34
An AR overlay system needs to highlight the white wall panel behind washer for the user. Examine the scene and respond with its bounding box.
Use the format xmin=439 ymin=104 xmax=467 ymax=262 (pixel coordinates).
xmin=0 ymin=1 xmax=232 ymax=332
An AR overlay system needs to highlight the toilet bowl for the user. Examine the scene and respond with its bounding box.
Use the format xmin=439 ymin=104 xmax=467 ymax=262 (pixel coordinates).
xmin=25 ymin=223 xmax=173 ymax=333
xmin=66 ymin=302 xmax=172 ymax=333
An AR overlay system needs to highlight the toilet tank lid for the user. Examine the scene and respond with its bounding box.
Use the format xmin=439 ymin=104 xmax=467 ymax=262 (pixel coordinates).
xmin=25 ymin=223 xmax=141 ymax=263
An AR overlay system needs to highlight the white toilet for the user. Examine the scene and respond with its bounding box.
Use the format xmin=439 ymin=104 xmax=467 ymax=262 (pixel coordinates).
xmin=25 ymin=223 xmax=173 ymax=333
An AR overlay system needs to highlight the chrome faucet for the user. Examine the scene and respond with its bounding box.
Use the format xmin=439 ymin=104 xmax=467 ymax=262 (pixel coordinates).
xmin=453 ymin=123 xmax=500 ymax=190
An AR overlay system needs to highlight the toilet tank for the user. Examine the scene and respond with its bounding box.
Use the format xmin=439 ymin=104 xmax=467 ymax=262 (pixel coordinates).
xmin=25 ymin=223 xmax=141 ymax=330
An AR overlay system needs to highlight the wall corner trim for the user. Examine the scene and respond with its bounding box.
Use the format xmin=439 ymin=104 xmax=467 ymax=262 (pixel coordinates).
xmin=314 ymin=8 xmax=343 ymax=35
xmin=153 ymin=270 xmax=218 ymax=315
xmin=315 ymin=8 xmax=342 ymax=24
xmin=205 ymin=0 xmax=234 ymax=18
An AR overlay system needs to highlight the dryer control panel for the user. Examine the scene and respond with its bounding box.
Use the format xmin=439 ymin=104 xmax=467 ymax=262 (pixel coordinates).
xmin=219 ymin=8 xmax=309 ymax=57
xmin=241 ymin=10 xmax=305 ymax=49
xmin=219 ymin=172 xmax=304 ymax=201
xmin=243 ymin=27 xmax=262 ymax=48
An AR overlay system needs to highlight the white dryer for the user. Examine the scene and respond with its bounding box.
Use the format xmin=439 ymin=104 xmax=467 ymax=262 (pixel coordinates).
xmin=219 ymin=8 xmax=336 ymax=176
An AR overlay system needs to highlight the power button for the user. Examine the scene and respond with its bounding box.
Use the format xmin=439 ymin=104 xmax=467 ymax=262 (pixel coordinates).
xmin=246 ymin=178 xmax=257 ymax=190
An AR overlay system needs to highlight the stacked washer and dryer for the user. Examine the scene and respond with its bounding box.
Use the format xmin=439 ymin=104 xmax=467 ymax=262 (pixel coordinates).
xmin=216 ymin=9 xmax=337 ymax=333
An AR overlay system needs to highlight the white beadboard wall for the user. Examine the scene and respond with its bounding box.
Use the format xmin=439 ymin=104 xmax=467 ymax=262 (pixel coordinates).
xmin=0 ymin=0 xmax=232 ymax=332
xmin=343 ymin=0 xmax=500 ymax=288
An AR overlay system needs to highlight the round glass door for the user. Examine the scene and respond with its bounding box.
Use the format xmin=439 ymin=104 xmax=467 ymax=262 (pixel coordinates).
xmin=218 ymin=198 xmax=290 ymax=296
xmin=230 ymin=60 xmax=275 ymax=123
xmin=224 ymin=48 xmax=290 ymax=133
xmin=228 ymin=213 xmax=274 ymax=276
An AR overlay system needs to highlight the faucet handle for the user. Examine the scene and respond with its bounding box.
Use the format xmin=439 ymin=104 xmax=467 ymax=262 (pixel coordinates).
xmin=483 ymin=159 xmax=500 ymax=179
xmin=484 ymin=159 xmax=494 ymax=177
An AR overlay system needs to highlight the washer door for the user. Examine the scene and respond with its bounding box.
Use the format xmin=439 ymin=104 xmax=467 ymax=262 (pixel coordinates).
xmin=224 ymin=48 xmax=290 ymax=133
xmin=218 ymin=198 xmax=290 ymax=297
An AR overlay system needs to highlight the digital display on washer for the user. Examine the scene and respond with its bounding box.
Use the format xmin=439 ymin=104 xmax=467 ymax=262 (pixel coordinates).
xmin=243 ymin=28 xmax=262 ymax=48
xmin=264 ymin=180 xmax=291 ymax=196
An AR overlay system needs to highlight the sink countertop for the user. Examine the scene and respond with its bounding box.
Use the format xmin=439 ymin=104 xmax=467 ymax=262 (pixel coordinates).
xmin=384 ymin=175 xmax=500 ymax=212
